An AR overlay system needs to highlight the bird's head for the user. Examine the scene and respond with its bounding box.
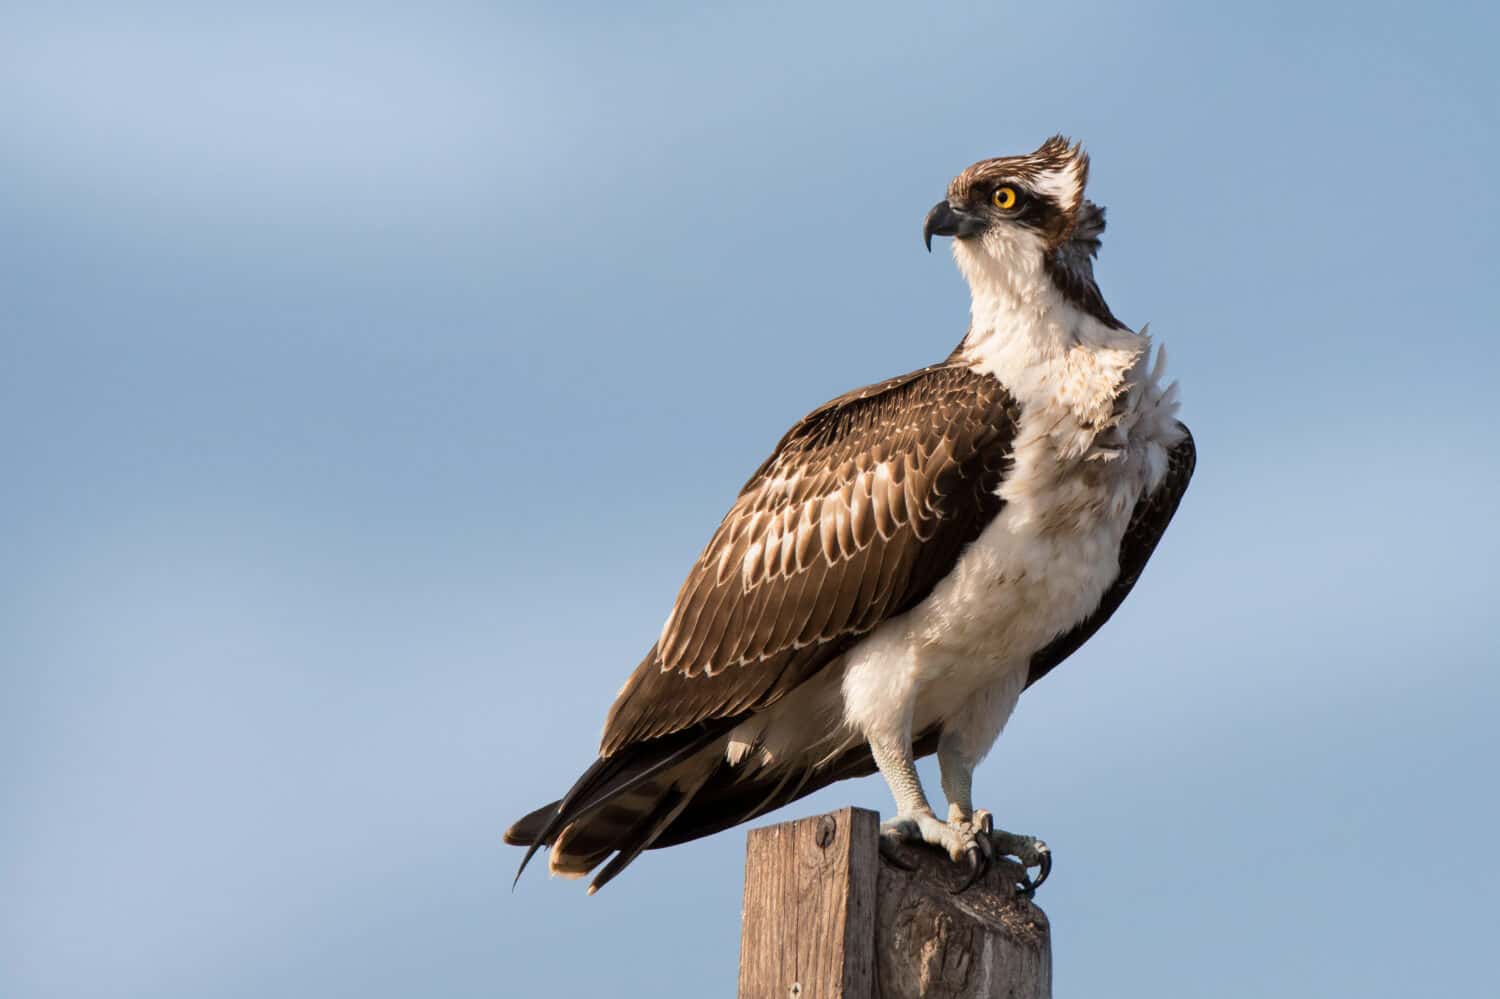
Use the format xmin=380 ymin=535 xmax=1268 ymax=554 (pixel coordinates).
xmin=925 ymin=136 xmax=1122 ymax=328
xmin=924 ymin=135 xmax=1090 ymax=270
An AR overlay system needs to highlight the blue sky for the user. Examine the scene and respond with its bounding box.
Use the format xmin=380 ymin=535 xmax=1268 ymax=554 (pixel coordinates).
xmin=3 ymin=2 xmax=1497 ymax=996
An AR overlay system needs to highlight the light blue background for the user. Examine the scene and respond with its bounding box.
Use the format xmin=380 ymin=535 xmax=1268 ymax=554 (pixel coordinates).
xmin=4 ymin=3 xmax=1496 ymax=996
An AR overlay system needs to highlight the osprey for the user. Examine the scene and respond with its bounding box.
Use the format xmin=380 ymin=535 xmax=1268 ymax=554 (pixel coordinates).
xmin=506 ymin=137 xmax=1194 ymax=894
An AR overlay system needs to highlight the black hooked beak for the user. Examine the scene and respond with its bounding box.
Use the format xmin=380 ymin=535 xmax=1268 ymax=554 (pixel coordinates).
xmin=923 ymin=200 xmax=986 ymax=252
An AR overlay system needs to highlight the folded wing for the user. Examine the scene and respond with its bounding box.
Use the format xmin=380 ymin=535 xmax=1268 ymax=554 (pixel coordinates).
xmin=601 ymin=363 xmax=1022 ymax=755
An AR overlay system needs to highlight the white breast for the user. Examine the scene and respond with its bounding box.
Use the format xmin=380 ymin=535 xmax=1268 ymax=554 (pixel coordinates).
xmin=839 ymin=332 xmax=1183 ymax=747
xmin=900 ymin=401 xmax=1150 ymax=717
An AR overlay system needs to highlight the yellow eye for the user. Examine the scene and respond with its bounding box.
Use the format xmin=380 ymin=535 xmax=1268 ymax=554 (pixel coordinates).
xmin=992 ymin=186 xmax=1018 ymax=210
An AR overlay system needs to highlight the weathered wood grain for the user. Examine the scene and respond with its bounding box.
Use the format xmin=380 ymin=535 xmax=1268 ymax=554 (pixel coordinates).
xmin=874 ymin=838 xmax=1050 ymax=998
xmin=738 ymin=808 xmax=1050 ymax=999
xmin=738 ymin=807 xmax=879 ymax=999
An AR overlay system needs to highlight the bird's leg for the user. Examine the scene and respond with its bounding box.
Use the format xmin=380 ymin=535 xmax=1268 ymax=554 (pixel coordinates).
xmin=938 ymin=741 xmax=977 ymax=825
xmin=938 ymin=738 xmax=1051 ymax=894
xmin=870 ymin=731 xmax=988 ymax=880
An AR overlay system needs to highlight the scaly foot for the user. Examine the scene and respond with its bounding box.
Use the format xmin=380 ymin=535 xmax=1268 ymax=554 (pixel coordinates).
xmin=879 ymin=810 xmax=983 ymax=866
xmin=878 ymin=809 xmax=1052 ymax=896
xmin=878 ymin=810 xmax=993 ymax=892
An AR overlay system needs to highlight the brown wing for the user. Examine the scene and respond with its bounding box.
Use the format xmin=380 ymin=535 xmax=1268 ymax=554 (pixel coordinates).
xmin=600 ymin=363 xmax=1021 ymax=756
xmin=1025 ymin=424 xmax=1196 ymax=688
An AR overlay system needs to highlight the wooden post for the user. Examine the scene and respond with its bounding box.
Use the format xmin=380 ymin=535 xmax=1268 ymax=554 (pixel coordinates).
xmin=737 ymin=807 xmax=1051 ymax=999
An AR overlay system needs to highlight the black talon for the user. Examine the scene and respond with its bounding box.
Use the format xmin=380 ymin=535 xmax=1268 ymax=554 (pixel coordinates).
xmin=1031 ymin=848 xmax=1052 ymax=891
xmin=1016 ymin=847 xmax=1052 ymax=897
xmin=951 ymin=845 xmax=988 ymax=894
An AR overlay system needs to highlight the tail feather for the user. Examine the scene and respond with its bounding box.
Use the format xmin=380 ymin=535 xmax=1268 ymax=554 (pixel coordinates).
xmin=508 ymin=719 xmax=738 ymax=885
xmin=586 ymin=761 xmax=713 ymax=894
xmin=549 ymin=791 xmax=669 ymax=877
xmin=503 ymin=801 xmax=558 ymax=847
xmin=586 ymin=788 xmax=686 ymax=893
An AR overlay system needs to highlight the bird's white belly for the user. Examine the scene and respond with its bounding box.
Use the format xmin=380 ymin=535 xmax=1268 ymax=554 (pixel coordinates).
xmin=839 ymin=430 xmax=1152 ymax=745
xmin=904 ymin=493 xmax=1129 ymax=722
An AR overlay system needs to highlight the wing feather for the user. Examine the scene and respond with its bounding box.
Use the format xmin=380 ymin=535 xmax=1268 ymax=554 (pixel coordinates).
xmin=868 ymin=464 xmax=894 ymax=540
xmin=766 ymin=563 xmax=814 ymax=653
xmin=601 ymin=363 xmax=1020 ymax=756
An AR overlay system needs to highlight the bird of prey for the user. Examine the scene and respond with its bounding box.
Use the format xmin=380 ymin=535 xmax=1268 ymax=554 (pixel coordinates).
xmin=506 ymin=136 xmax=1194 ymax=895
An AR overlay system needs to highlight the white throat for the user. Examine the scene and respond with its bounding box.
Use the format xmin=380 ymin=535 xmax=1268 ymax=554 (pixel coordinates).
xmin=952 ymin=229 xmax=1146 ymax=437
